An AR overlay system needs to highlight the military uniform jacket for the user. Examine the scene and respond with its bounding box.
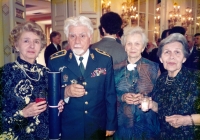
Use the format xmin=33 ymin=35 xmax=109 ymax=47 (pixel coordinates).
xmin=48 ymin=48 xmax=117 ymax=140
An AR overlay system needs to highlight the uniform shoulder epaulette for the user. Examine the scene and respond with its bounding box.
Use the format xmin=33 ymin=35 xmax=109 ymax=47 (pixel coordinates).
xmin=95 ymin=48 xmax=110 ymax=57
xmin=50 ymin=50 xmax=67 ymax=60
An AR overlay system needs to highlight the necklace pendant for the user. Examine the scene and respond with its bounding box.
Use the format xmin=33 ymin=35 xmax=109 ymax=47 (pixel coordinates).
xmin=165 ymin=75 xmax=174 ymax=85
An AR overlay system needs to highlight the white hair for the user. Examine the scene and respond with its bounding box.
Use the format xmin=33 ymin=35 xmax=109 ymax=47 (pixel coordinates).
xmin=64 ymin=16 xmax=93 ymax=38
xmin=121 ymin=26 xmax=148 ymax=49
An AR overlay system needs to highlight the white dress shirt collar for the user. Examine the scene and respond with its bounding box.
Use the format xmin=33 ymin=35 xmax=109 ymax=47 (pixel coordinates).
xmin=53 ymin=43 xmax=58 ymax=50
xmin=190 ymin=47 xmax=193 ymax=53
xmin=103 ymin=36 xmax=116 ymax=40
xmin=74 ymin=49 xmax=89 ymax=69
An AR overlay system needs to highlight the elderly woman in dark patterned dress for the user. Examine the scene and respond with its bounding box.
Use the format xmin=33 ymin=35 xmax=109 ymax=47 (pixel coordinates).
xmin=148 ymin=33 xmax=200 ymax=140
xmin=0 ymin=21 xmax=64 ymax=139
xmin=113 ymin=26 xmax=160 ymax=140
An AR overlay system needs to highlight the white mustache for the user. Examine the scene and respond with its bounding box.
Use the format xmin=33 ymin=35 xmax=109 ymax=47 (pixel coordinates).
xmin=74 ymin=45 xmax=81 ymax=48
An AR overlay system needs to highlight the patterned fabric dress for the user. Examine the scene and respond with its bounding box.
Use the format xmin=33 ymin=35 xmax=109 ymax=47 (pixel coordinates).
xmin=152 ymin=66 xmax=200 ymax=140
xmin=0 ymin=57 xmax=49 ymax=140
xmin=113 ymin=57 xmax=160 ymax=140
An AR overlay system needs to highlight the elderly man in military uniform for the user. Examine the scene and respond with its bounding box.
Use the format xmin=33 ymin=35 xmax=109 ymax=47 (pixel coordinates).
xmin=48 ymin=16 xmax=117 ymax=140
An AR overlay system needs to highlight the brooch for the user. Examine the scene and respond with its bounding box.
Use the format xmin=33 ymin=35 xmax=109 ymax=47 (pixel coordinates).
xmin=127 ymin=64 xmax=137 ymax=71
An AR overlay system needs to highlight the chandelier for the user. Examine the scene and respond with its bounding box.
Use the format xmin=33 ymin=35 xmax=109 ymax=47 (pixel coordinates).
xmin=168 ymin=2 xmax=181 ymax=28
xmin=182 ymin=7 xmax=193 ymax=28
xmin=121 ymin=0 xmax=138 ymax=27
xmin=154 ymin=7 xmax=160 ymax=24
xmin=102 ymin=0 xmax=111 ymax=14
xmin=197 ymin=16 xmax=200 ymax=29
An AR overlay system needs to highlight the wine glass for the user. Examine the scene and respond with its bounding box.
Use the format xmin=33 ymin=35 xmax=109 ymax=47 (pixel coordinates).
xmin=35 ymin=90 xmax=46 ymax=103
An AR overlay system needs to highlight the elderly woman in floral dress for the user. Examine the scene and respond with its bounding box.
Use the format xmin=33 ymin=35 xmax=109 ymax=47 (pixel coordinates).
xmin=148 ymin=33 xmax=200 ymax=140
xmin=0 ymin=21 xmax=64 ymax=139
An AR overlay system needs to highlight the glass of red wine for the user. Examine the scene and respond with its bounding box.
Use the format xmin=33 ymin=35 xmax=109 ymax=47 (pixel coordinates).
xmin=35 ymin=90 xmax=46 ymax=103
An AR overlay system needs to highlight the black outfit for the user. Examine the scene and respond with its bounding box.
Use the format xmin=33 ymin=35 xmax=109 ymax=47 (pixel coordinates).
xmin=148 ymin=48 xmax=166 ymax=73
xmin=44 ymin=43 xmax=61 ymax=67
xmin=184 ymin=46 xmax=200 ymax=70
xmin=141 ymin=48 xmax=149 ymax=59
xmin=152 ymin=66 xmax=200 ymax=140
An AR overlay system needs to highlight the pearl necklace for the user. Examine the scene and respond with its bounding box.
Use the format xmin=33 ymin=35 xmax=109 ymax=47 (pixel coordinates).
xmin=15 ymin=60 xmax=40 ymax=82
xmin=165 ymin=75 xmax=174 ymax=85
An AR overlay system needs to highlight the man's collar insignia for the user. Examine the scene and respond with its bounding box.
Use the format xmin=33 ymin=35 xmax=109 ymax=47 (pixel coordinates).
xmin=90 ymin=53 xmax=94 ymax=60
xmin=69 ymin=53 xmax=72 ymax=59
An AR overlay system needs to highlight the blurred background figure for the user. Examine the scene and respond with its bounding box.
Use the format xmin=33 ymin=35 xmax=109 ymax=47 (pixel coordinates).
xmin=185 ymin=34 xmax=195 ymax=53
xmin=91 ymin=12 xmax=127 ymax=65
xmin=156 ymin=38 xmax=161 ymax=47
xmin=61 ymin=40 xmax=70 ymax=50
xmin=44 ymin=31 xmax=61 ymax=67
xmin=142 ymin=41 xmax=157 ymax=59
xmin=184 ymin=33 xmax=200 ymax=70
xmin=148 ymin=29 xmax=171 ymax=73
xmin=169 ymin=26 xmax=186 ymax=35
xmin=98 ymin=25 xmax=104 ymax=39
xmin=194 ymin=33 xmax=200 ymax=49
xmin=147 ymin=42 xmax=157 ymax=54
xmin=116 ymin=28 xmax=123 ymax=44
xmin=161 ymin=29 xmax=171 ymax=40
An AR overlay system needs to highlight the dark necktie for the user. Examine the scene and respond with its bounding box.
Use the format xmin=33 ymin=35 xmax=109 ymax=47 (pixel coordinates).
xmin=57 ymin=45 xmax=61 ymax=51
xmin=79 ymin=57 xmax=85 ymax=75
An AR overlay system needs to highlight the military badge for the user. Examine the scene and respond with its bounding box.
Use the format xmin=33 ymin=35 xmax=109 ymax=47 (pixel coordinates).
xmin=63 ymin=74 xmax=68 ymax=82
xmin=69 ymin=53 xmax=72 ymax=59
xmin=59 ymin=66 xmax=67 ymax=72
xmin=91 ymin=68 xmax=106 ymax=77
xmin=77 ymin=76 xmax=85 ymax=86
xmin=90 ymin=53 xmax=94 ymax=60
xmin=71 ymin=79 xmax=77 ymax=84
xmin=70 ymin=77 xmax=86 ymax=87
